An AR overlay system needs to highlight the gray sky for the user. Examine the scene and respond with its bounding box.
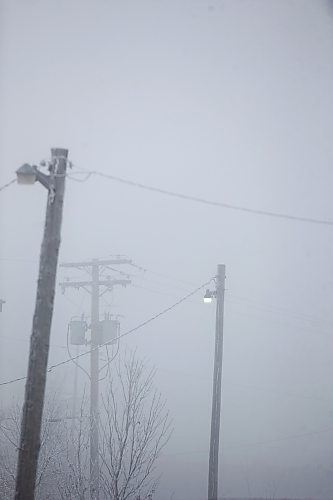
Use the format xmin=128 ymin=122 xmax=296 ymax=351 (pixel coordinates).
xmin=1 ymin=1 xmax=333 ymax=498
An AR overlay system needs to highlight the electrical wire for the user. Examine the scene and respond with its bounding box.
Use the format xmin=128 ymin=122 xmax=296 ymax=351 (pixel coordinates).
xmin=67 ymin=172 xmax=93 ymax=183
xmin=0 ymin=157 xmax=70 ymax=193
xmin=165 ymin=424 xmax=333 ymax=458
xmin=142 ymin=267 xmax=198 ymax=289
xmin=68 ymin=168 xmax=333 ymax=226
xmin=0 ymin=374 xmax=27 ymax=386
xmin=4 ymin=164 xmax=331 ymax=225
xmin=0 ymin=179 xmax=16 ymax=192
xmin=66 ymin=324 xmax=91 ymax=380
xmin=98 ymin=345 xmax=112 ymax=382
xmin=224 ymin=426 xmax=333 ymax=450
xmin=48 ymin=279 xmax=211 ymax=371
xmin=0 ymin=279 xmax=211 ymax=387
xmin=98 ymin=341 xmax=120 ymax=382
xmin=131 ymin=283 xmax=198 ymax=304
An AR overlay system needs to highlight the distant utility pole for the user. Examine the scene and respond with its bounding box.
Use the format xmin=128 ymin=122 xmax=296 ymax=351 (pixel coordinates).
xmin=15 ymin=148 xmax=68 ymax=500
xmin=0 ymin=299 xmax=5 ymax=312
xmin=60 ymin=258 xmax=131 ymax=500
xmin=71 ymin=342 xmax=80 ymax=436
xmin=208 ymin=264 xmax=226 ymax=500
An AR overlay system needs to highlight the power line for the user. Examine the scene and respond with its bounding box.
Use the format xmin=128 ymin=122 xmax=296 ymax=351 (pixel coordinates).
xmin=48 ymin=279 xmax=211 ymax=371
xmin=0 ymin=179 xmax=16 ymax=192
xmin=225 ymin=426 xmax=333 ymax=450
xmin=3 ymin=167 xmax=331 ymax=225
xmin=98 ymin=342 xmax=120 ymax=382
xmin=165 ymin=425 xmax=333 ymax=458
xmin=0 ymin=374 xmax=27 ymax=386
xmin=66 ymin=324 xmax=90 ymax=380
xmin=0 ymin=279 xmax=211 ymax=388
xmin=69 ymin=168 xmax=333 ymax=226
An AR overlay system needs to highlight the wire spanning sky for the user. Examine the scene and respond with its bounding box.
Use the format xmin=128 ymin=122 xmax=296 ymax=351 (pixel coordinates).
xmin=1 ymin=1 xmax=333 ymax=499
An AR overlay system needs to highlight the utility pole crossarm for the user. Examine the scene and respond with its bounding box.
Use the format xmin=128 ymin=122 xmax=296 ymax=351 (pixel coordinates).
xmin=59 ymin=279 xmax=131 ymax=289
xmin=60 ymin=258 xmax=132 ymax=268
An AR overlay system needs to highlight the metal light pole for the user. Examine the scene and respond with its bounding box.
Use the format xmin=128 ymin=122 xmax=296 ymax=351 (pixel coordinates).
xmin=207 ymin=264 xmax=226 ymax=500
xmin=15 ymin=148 xmax=68 ymax=500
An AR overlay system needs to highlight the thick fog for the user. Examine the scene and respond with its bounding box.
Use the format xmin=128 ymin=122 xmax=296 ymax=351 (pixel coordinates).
xmin=1 ymin=1 xmax=333 ymax=499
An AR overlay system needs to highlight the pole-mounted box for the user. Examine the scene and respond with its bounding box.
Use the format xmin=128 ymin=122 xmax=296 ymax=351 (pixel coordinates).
xmin=98 ymin=318 xmax=119 ymax=345
xmin=69 ymin=319 xmax=87 ymax=345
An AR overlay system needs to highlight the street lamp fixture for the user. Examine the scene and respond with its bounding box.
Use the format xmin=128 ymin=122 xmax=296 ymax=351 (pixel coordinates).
xmin=203 ymin=288 xmax=216 ymax=304
xmin=16 ymin=164 xmax=37 ymax=185
xmin=16 ymin=164 xmax=51 ymax=190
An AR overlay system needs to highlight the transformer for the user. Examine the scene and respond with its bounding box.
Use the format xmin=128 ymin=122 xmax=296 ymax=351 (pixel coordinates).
xmin=69 ymin=319 xmax=87 ymax=345
xmin=99 ymin=318 xmax=119 ymax=345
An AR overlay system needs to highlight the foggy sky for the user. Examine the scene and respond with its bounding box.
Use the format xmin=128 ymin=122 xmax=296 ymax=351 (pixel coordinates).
xmin=1 ymin=1 xmax=333 ymax=498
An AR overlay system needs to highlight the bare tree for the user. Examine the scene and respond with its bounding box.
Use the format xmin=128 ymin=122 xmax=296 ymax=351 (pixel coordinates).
xmin=0 ymin=404 xmax=19 ymax=499
xmin=0 ymin=353 xmax=171 ymax=500
xmin=0 ymin=395 xmax=67 ymax=500
xmin=56 ymin=396 xmax=90 ymax=500
xmin=99 ymin=352 xmax=172 ymax=500
xmin=56 ymin=352 xmax=172 ymax=500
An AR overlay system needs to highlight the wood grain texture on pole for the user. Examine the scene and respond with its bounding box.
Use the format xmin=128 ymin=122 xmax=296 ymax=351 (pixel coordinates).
xmin=15 ymin=148 xmax=68 ymax=500
xmin=208 ymin=264 xmax=226 ymax=500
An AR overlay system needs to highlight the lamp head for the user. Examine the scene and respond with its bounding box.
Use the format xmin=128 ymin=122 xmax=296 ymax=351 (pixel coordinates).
xmin=16 ymin=164 xmax=37 ymax=185
xmin=203 ymin=289 xmax=213 ymax=304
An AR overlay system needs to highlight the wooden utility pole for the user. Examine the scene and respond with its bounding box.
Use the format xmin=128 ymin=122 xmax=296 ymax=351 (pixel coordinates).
xmin=60 ymin=258 xmax=131 ymax=500
xmin=15 ymin=148 xmax=68 ymax=500
xmin=208 ymin=264 xmax=226 ymax=500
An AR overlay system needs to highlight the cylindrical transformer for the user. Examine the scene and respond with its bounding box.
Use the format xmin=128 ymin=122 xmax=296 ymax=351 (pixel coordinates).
xmin=69 ymin=320 xmax=87 ymax=345
xmin=99 ymin=319 xmax=119 ymax=345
